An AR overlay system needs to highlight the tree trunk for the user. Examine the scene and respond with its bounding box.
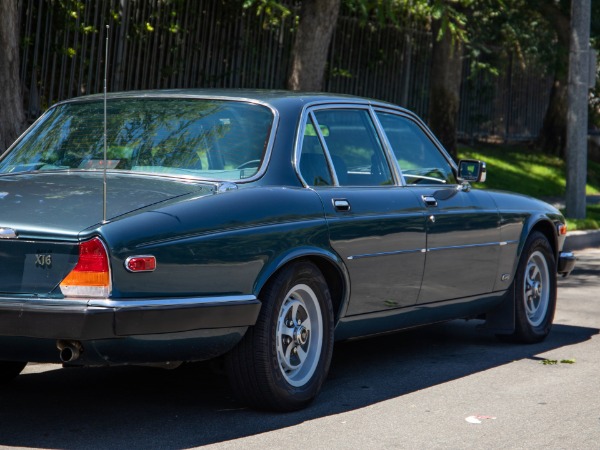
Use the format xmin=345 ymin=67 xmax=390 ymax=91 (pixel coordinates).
xmin=537 ymin=2 xmax=570 ymax=157
xmin=0 ymin=1 xmax=25 ymax=152
xmin=287 ymin=0 xmax=341 ymax=91
xmin=428 ymin=18 xmax=463 ymax=158
xmin=539 ymin=79 xmax=568 ymax=156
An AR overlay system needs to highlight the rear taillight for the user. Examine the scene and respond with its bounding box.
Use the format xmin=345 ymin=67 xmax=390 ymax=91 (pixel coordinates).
xmin=59 ymin=237 xmax=110 ymax=297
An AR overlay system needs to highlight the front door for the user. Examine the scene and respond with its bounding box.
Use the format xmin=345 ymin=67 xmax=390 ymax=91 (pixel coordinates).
xmin=374 ymin=110 xmax=501 ymax=304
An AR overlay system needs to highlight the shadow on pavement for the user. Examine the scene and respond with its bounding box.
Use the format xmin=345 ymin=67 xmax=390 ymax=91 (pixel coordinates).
xmin=0 ymin=318 xmax=596 ymax=448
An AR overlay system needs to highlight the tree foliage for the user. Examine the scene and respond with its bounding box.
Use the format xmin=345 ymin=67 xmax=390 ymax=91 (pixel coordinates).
xmin=243 ymin=0 xmax=293 ymax=28
xmin=588 ymin=0 xmax=600 ymax=130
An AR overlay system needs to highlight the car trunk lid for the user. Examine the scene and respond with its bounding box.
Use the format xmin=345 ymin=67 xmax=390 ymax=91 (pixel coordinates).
xmin=0 ymin=171 xmax=213 ymax=296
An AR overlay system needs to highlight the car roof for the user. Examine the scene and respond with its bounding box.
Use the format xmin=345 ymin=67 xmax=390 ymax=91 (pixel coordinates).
xmin=57 ymin=88 xmax=408 ymax=112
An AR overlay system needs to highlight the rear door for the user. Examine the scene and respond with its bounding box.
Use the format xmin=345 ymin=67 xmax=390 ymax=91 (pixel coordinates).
xmin=374 ymin=109 xmax=501 ymax=304
xmin=298 ymin=106 xmax=427 ymax=315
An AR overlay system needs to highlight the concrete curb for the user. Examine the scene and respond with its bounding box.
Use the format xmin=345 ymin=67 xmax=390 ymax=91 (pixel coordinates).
xmin=564 ymin=229 xmax=600 ymax=251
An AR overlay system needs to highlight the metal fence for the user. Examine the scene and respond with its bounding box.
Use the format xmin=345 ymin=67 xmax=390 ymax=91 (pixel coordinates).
xmin=18 ymin=0 xmax=552 ymax=142
xmin=326 ymin=16 xmax=433 ymax=118
xmin=19 ymin=0 xmax=295 ymax=120
xmin=458 ymin=54 xmax=554 ymax=142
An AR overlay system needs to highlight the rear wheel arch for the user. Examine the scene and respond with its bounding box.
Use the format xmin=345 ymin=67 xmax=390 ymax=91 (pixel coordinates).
xmin=303 ymin=256 xmax=346 ymax=323
xmin=255 ymin=252 xmax=348 ymax=325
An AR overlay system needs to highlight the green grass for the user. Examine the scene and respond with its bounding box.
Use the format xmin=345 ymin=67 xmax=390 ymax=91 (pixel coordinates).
xmin=565 ymin=204 xmax=600 ymax=231
xmin=458 ymin=143 xmax=600 ymax=230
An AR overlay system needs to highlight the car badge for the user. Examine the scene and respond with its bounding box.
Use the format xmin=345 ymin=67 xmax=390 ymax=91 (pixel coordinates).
xmin=0 ymin=227 xmax=17 ymax=239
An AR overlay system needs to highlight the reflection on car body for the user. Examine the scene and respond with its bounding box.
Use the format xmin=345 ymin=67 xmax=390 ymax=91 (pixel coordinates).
xmin=0 ymin=90 xmax=575 ymax=411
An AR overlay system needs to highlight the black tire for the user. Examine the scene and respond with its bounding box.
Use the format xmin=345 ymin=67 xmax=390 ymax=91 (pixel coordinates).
xmin=225 ymin=261 xmax=334 ymax=412
xmin=501 ymin=231 xmax=557 ymax=343
xmin=0 ymin=361 xmax=26 ymax=383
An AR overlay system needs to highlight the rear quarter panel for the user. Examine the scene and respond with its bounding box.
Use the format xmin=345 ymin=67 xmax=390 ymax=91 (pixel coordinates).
xmin=96 ymin=186 xmax=332 ymax=298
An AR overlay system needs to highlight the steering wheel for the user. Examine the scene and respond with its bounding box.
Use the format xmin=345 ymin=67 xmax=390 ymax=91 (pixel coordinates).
xmin=237 ymin=159 xmax=261 ymax=170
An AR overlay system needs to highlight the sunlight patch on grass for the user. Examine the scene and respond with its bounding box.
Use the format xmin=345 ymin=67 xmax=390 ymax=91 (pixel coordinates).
xmin=459 ymin=145 xmax=566 ymax=197
xmin=458 ymin=144 xmax=600 ymax=230
xmin=565 ymin=204 xmax=600 ymax=231
xmin=459 ymin=144 xmax=600 ymax=197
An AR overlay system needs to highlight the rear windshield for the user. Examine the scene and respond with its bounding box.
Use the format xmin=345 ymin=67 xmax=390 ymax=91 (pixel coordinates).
xmin=0 ymin=98 xmax=274 ymax=181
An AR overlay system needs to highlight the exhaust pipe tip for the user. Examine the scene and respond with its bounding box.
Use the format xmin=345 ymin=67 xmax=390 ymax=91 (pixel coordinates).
xmin=59 ymin=346 xmax=79 ymax=363
xmin=56 ymin=340 xmax=82 ymax=363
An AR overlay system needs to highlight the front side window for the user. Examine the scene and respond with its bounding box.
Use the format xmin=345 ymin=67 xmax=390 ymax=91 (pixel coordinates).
xmin=0 ymin=98 xmax=274 ymax=181
xmin=312 ymin=109 xmax=393 ymax=186
xmin=376 ymin=112 xmax=456 ymax=185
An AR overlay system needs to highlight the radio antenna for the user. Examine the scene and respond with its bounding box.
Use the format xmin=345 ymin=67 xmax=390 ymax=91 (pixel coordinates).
xmin=102 ymin=25 xmax=109 ymax=224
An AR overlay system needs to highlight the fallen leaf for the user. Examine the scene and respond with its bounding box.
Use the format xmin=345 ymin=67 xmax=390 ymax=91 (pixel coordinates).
xmin=540 ymin=359 xmax=558 ymax=365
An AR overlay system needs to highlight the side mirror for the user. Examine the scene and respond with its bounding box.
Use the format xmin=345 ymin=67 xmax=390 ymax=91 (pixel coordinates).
xmin=457 ymin=159 xmax=486 ymax=183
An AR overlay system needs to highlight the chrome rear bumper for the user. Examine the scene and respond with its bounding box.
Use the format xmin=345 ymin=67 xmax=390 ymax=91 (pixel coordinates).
xmin=0 ymin=295 xmax=261 ymax=340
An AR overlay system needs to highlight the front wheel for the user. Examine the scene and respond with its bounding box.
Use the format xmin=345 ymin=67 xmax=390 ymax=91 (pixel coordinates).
xmin=226 ymin=261 xmax=334 ymax=411
xmin=502 ymin=231 xmax=557 ymax=343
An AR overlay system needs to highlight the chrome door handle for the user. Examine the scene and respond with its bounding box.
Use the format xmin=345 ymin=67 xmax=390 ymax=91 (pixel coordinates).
xmin=333 ymin=199 xmax=351 ymax=212
xmin=422 ymin=195 xmax=438 ymax=207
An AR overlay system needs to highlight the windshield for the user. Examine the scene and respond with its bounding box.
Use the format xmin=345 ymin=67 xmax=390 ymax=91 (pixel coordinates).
xmin=0 ymin=97 xmax=274 ymax=181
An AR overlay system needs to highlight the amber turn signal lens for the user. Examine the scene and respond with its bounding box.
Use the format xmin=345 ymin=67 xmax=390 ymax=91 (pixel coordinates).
xmin=558 ymin=224 xmax=568 ymax=236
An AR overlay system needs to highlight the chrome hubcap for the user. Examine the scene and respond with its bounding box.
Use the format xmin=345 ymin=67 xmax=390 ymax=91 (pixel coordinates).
xmin=294 ymin=325 xmax=309 ymax=346
xmin=276 ymin=284 xmax=323 ymax=387
xmin=523 ymin=250 xmax=550 ymax=327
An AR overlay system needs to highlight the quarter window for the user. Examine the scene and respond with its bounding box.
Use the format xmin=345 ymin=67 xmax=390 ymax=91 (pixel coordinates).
xmin=376 ymin=112 xmax=456 ymax=185
xmin=299 ymin=118 xmax=334 ymax=186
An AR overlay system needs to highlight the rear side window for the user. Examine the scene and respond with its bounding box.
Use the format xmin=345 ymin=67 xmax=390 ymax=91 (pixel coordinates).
xmin=312 ymin=109 xmax=393 ymax=186
xmin=376 ymin=112 xmax=455 ymax=185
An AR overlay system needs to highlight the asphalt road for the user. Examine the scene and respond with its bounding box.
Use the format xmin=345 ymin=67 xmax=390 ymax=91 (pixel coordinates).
xmin=1 ymin=248 xmax=599 ymax=449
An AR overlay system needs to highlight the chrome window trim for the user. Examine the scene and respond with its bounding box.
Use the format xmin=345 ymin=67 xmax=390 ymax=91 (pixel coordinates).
xmin=367 ymin=106 xmax=405 ymax=186
xmin=308 ymin=111 xmax=340 ymax=186
xmin=294 ymin=102 xmax=398 ymax=188
xmin=371 ymin=106 xmax=459 ymax=185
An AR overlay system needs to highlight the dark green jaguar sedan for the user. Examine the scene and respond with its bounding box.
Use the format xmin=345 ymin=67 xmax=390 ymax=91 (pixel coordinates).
xmin=0 ymin=90 xmax=575 ymax=411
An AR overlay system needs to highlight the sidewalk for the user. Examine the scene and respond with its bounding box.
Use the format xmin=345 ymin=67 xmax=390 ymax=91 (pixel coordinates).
xmin=543 ymin=194 xmax=600 ymax=210
xmin=564 ymin=229 xmax=600 ymax=251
